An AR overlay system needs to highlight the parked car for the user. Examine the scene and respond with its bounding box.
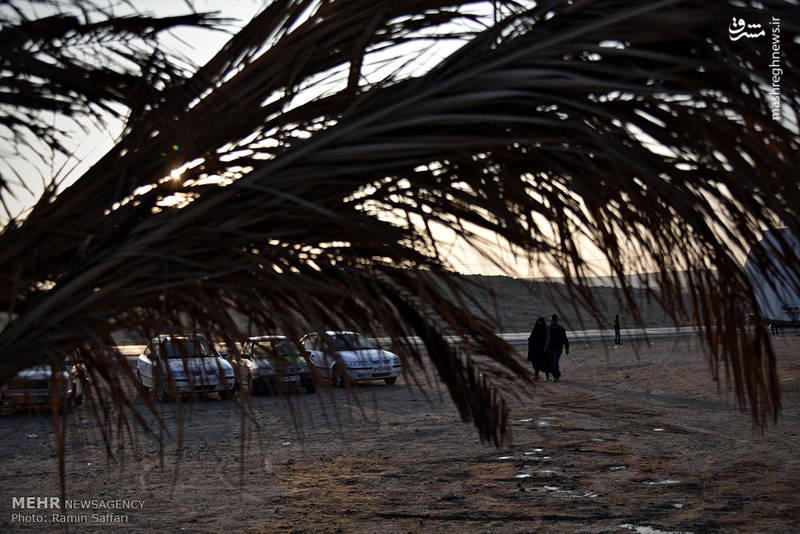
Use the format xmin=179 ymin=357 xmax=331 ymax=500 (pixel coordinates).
xmin=136 ymin=334 xmax=235 ymax=402
xmin=1 ymin=357 xmax=84 ymax=412
xmin=229 ymin=336 xmax=314 ymax=394
xmin=300 ymin=331 xmax=401 ymax=387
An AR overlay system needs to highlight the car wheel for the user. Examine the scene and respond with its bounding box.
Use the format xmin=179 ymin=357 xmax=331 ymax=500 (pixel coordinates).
xmin=64 ymin=391 xmax=75 ymax=413
xmin=137 ymin=370 xmax=149 ymax=393
xmin=247 ymin=374 xmax=256 ymax=395
xmin=332 ymin=365 xmax=345 ymax=388
xmin=156 ymin=384 xmax=173 ymax=403
xmin=73 ymin=382 xmax=84 ymax=406
xmin=384 ymin=377 xmax=397 ymax=385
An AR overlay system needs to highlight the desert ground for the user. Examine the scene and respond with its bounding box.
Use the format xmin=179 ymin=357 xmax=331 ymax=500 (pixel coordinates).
xmin=1 ymin=334 xmax=799 ymax=533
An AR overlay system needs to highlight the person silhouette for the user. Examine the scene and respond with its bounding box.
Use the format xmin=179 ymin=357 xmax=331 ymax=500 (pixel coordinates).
xmin=544 ymin=314 xmax=569 ymax=382
xmin=527 ymin=317 xmax=549 ymax=380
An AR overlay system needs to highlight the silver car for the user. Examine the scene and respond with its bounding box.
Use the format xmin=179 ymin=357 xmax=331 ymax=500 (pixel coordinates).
xmin=1 ymin=358 xmax=83 ymax=412
xmin=136 ymin=334 xmax=235 ymax=401
xmin=300 ymin=331 xmax=402 ymax=387
xmin=229 ymin=336 xmax=315 ymax=394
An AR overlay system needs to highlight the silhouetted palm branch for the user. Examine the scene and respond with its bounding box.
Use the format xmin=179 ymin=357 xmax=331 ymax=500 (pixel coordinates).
xmin=1 ymin=0 xmax=798 ymax=471
xmin=0 ymin=1 xmax=223 ymax=178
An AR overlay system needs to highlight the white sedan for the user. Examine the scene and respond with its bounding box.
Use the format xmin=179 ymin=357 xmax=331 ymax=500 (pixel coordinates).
xmin=300 ymin=331 xmax=402 ymax=387
xmin=137 ymin=334 xmax=235 ymax=401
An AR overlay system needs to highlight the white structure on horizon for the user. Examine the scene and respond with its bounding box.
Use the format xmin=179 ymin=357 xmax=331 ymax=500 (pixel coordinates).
xmin=743 ymin=228 xmax=800 ymax=323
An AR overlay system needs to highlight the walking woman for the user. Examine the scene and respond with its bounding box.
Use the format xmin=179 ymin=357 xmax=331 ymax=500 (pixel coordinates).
xmin=544 ymin=314 xmax=569 ymax=382
xmin=527 ymin=317 xmax=549 ymax=380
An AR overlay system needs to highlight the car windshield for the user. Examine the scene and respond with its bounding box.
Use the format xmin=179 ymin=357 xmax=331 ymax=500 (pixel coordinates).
xmin=253 ymin=340 xmax=296 ymax=358
xmin=332 ymin=333 xmax=378 ymax=351
xmin=163 ymin=338 xmax=215 ymax=359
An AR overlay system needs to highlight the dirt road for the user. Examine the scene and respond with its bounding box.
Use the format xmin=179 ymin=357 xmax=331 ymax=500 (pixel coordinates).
xmin=1 ymin=336 xmax=798 ymax=533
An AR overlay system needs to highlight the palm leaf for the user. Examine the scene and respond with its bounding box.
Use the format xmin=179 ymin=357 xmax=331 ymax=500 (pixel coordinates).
xmin=0 ymin=1 xmax=224 ymax=207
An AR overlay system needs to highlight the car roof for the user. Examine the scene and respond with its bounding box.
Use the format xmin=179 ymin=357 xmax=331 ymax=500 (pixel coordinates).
xmin=299 ymin=330 xmax=362 ymax=339
xmin=248 ymin=335 xmax=289 ymax=341
xmin=307 ymin=331 xmax=358 ymax=336
xmin=153 ymin=333 xmax=208 ymax=342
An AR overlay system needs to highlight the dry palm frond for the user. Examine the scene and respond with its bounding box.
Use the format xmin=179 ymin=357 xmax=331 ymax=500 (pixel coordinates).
xmin=1 ymin=0 xmax=799 ymax=474
xmin=0 ymin=0 xmax=224 ymax=216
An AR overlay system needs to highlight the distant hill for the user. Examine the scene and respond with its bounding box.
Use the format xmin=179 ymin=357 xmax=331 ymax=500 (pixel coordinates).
xmin=452 ymin=274 xmax=690 ymax=333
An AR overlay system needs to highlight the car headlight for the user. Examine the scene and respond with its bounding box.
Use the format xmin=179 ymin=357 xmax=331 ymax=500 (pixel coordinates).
xmin=347 ymin=360 xmax=369 ymax=369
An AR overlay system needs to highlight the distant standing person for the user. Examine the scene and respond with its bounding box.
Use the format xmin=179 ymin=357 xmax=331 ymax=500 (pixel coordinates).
xmin=544 ymin=314 xmax=569 ymax=382
xmin=527 ymin=317 xmax=550 ymax=380
xmin=613 ymin=314 xmax=621 ymax=345
xmin=769 ymin=320 xmax=781 ymax=336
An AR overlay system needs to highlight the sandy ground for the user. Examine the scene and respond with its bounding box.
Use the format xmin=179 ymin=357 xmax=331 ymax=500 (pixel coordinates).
xmin=0 ymin=335 xmax=799 ymax=533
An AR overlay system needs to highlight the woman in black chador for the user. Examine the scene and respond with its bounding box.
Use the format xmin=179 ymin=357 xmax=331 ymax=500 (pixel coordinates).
xmin=527 ymin=317 xmax=550 ymax=380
